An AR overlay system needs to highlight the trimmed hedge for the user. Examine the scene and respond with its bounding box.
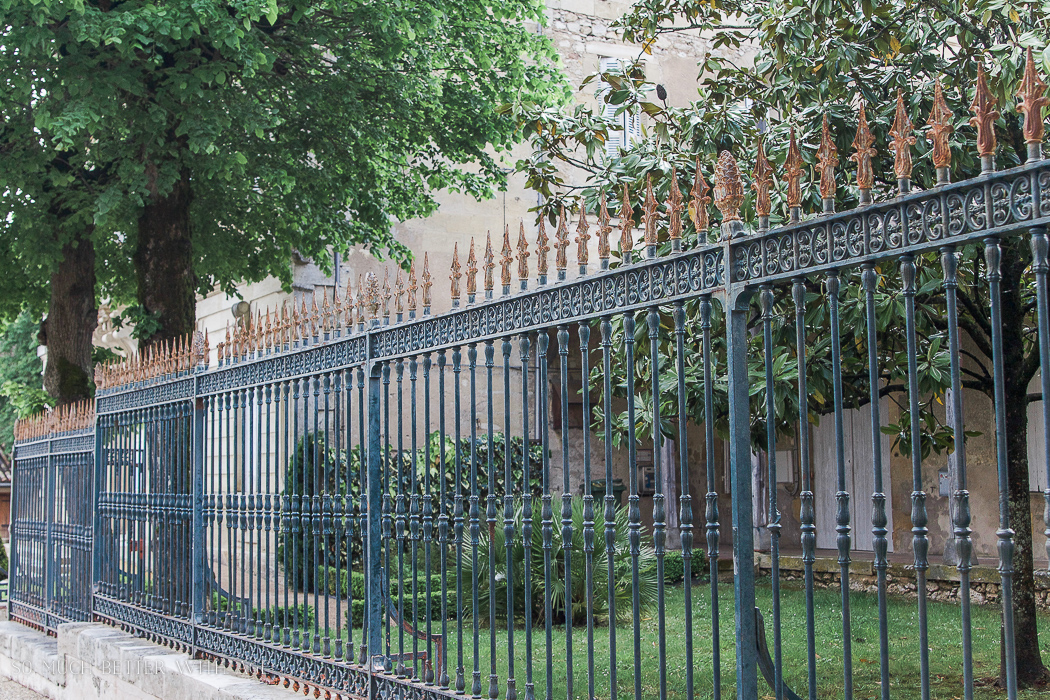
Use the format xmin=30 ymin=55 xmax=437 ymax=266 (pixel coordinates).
xmin=658 ymin=548 xmax=709 ymax=584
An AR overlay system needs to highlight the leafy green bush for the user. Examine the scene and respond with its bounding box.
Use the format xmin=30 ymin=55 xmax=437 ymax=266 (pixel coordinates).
xmin=209 ymin=592 xmax=315 ymax=630
xmin=650 ymin=548 xmax=709 ymax=584
xmin=460 ymin=497 xmax=657 ymax=625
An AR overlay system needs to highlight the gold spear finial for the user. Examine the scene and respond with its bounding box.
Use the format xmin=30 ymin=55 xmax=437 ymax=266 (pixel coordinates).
xmin=714 ymin=150 xmax=744 ymax=225
xmin=421 ymin=254 xmax=433 ymax=311
xmin=817 ymin=114 xmax=839 ymax=200
xmin=517 ymin=222 xmax=530 ymax=282
xmin=484 ymin=231 xmax=496 ymax=293
xmin=689 ymin=158 xmax=712 ymax=236
xmin=407 ymin=261 xmax=418 ymax=314
xmin=784 ymin=128 xmax=804 ymax=211
xmin=970 ymin=64 xmax=1000 ymax=158
xmin=310 ymin=291 xmax=320 ymax=337
xmin=667 ymin=168 xmax=684 ymax=244
xmin=619 ymin=183 xmax=634 ymax=258
xmin=356 ymin=273 xmax=366 ymax=325
xmin=1017 ymin=47 xmax=1049 ymax=146
xmin=466 ymin=239 xmax=478 ymax=298
xmin=450 ymin=243 xmax=462 ymax=304
xmin=575 ymin=198 xmax=591 ymax=269
xmin=642 ymin=175 xmax=659 ymax=249
xmin=752 ymin=141 xmax=773 ymax=220
xmin=555 ymin=206 xmax=570 ymax=274
xmin=598 ymin=192 xmax=612 ymax=265
xmin=536 ymin=217 xmax=550 ymax=278
xmin=850 ymin=101 xmax=876 ymax=192
xmin=889 ymin=90 xmax=917 ymax=181
xmin=501 ymin=224 xmax=513 ymax=289
xmin=927 ymin=79 xmax=955 ymax=170
xmin=301 ymin=296 xmax=311 ymax=340
xmin=366 ymin=271 xmax=381 ymax=320
xmin=394 ymin=268 xmax=405 ymax=316
xmin=381 ymin=268 xmax=392 ymax=319
xmin=321 ymin=290 xmax=333 ymax=333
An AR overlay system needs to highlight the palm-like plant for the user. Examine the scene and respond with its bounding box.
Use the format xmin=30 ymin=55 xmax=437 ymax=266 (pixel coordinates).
xmin=458 ymin=496 xmax=657 ymax=625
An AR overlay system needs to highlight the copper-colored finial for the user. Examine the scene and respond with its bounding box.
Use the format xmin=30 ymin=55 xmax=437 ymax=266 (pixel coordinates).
xmin=970 ymin=64 xmax=1000 ymax=157
xmin=421 ymin=255 xmax=433 ymax=310
xmin=850 ymin=101 xmax=876 ymax=190
xmin=355 ymin=274 xmax=366 ymax=325
xmin=466 ymin=238 xmax=478 ymax=297
xmin=642 ymin=175 xmax=659 ymax=247
xmin=382 ymin=269 xmax=392 ymax=319
xmin=536 ymin=217 xmax=550 ymax=277
xmin=555 ymin=206 xmax=570 ymax=272
xmin=667 ymin=168 xmax=684 ymax=241
xmin=407 ymin=261 xmax=418 ymax=312
xmin=575 ymin=199 xmax=591 ymax=266
xmin=784 ymin=128 xmax=804 ymax=209
xmin=500 ymin=225 xmax=513 ymax=288
xmin=394 ymin=269 xmax=405 ymax=315
xmin=927 ymin=80 xmax=955 ymax=169
xmin=341 ymin=285 xmax=352 ymax=328
xmin=817 ymin=115 xmax=839 ymax=200
xmin=321 ymin=291 xmax=333 ymax=333
xmin=619 ymin=183 xmax=634 ymax=256
xmin=1017 ymin=47 xmax=1049 ymax=145
xmin=889 ymin=90 xmax=917 ymax=180
xmin=689 ymin=158 xmax=712 ymax=234
xmin=366 ymin=272 xmax=381 ymax=319
xmin=752 ymin=140 xmax=773 ymax=218
xmin=517 ymin=222 xmax=530 ymax=281
xmin=450 ymin=243 xmax=462 ymax=302
xmin=598 ymin=193 xmax=612 ymax=262
xmin=713 ymin=150 xmax=744 ymax=223
xmin=484 ymin=231 xmax=496 ymax=291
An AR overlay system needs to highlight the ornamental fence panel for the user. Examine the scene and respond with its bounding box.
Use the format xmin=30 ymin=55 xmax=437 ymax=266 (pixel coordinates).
xmin=10 ymin=56 xmax=1050 ymax=700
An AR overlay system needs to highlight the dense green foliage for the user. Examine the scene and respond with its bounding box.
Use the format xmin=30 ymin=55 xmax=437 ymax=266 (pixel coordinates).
xmin=660 ymin=547 xmax=707 ymax=584
xmin=0 ymin=312 xmax=50 ymax=449
xmin=460 ymin=497 xmax=658 ymax=625
xmin=1 ymin=0 xmax=566 ymax=334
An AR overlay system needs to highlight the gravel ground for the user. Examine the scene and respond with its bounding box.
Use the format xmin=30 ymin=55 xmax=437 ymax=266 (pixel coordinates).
xmin=0 ymin=678 xmax=46 ymax=700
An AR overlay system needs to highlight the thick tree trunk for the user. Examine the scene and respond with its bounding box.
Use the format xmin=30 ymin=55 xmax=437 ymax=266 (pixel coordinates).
xmin=41 ymin=232 xmax=97 ymax=404
xmin=999 ymin=237 xmax=1048 ymax=687
xmin=134 ymin=170 xmax=196 ymax=349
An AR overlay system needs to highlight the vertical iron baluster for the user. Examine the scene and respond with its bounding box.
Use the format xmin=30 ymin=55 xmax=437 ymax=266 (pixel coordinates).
xmin=227 ymin=392 xmax=237 ymax=632
xmin=701 ymin=295 xmax=721 ymax=700
xmin=470 ymin=342 xmax=481 ymax=698
xmin=941 ymin=248 xmax=974 ymax=700
xmin=313 ymin=374 xmax=323 ymax=653
xmin=383 ymin=361 xmax=393 ymax=667
xmin=674 ymin=300 xmax=693 ymax=700
xmin=901 ymin=255 xmax=931 ymax=700
xmin=861 ymin=265 xmax=891 ymax=700
xmin=257 ymin=382 xmax=265 ymax=638
xmin=453 ymin=344 xmax=465 ymax=691
xmin=647 ymin=305 xmax=667 ymax=700
xmin=503 ymin=336 xmax=517 ymax=700
xmin=282 ymin=380 xmax=292 ymax=648
xmin=396 ymin=359 xmax=406 ymax=676
xmin=244 ymin=387 xmax=252 ymax=634
xmin=791 ymin=280 xmax=815 ymax=700
xmin=1036 ymin=228 xmax=1050 ymax=575
xmin=760 ymin=286 xmax=783 ymax=700
xmin=422 ymin=354 xmax=435 ymax=681
xmin=323 ymin=372 xmax=333 ymax=655
xmin=265 ymin=382 xmax=274 ymax=643
xmin=985 ymin=237 xmax=1019 ymax=700
xmin=409 ymin=356 xmax=421 ymax=679
xmin=519 ymin=334 xmax=535 ymax=700
xmin=334 ymin=370 xmax=343 ymax=659
xmin=358 ymin=364 xmax=369 ymax=663
xmin=600 ymin=316 xmax=617 ymax=700
xmin=537 ymin=328 xmax=554 ymax=700
xmin=487 ymin=338 xmax=499 ymax=700
xmin=578 ymin=317 xmax=594 ymax=700
xmin=438 ymin=350 xmax=451 ymax=688
xmin=557 ymin=325 xmax=573 ymax=700
xmin=826 ymin=270 xmax=853 ymax=700
xmin=624 ymin=310 xmax=642 ymax=700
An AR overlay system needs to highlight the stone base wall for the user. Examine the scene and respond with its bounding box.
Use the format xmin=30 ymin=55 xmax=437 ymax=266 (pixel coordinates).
xmin=757 ymin=553 xmax=1050 ymax=608
xmin=0 ymin=621 xmax=294 ymax=700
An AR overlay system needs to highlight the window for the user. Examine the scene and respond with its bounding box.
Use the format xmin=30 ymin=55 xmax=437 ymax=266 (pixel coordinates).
xmin=598 ymin=57 xmax=641 ymax=159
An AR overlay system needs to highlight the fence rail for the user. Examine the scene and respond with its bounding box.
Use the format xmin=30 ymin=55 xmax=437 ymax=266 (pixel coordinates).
xmin=11 ymin=57 xmax=1050 ymax=700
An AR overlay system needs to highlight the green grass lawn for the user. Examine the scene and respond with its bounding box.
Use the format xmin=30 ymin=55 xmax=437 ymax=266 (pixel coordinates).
xmin=381 ymin=576 xmax=1050 ymax=700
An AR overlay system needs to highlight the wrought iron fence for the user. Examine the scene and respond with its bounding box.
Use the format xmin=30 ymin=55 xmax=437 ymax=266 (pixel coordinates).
xmin=10 ymin=53 xmax=1050 ymax=700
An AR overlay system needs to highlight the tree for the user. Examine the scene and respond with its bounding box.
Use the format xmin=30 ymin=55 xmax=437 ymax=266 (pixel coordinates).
xmin=1 ymin=0 xmax=566 ymax=368
xmin=0 ymin=312 xmax=51 ymax=450
xmin=516 ymin=0 xmax=1050 ymax=687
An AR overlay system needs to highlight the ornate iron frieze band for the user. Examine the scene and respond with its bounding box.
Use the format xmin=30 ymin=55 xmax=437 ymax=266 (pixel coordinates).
xmin=196 ymin=334 xmax=367 ymax=396
xmin=97 ymin=377 xmax=195 ymax=414
xmin=93 ymin=595 xmax=195 ymax=645
xmin=13 ymin=441 xmax=49 ymax=459
xmin=370 ymin=246 xmax=724 ymax=358
xmin=730 ymin=160 xmax=1050 ymax=285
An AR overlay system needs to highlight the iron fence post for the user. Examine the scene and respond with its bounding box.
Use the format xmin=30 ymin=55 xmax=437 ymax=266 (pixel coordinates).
xmin=44 ymin=436 xmax=55 ymax=627
xmin=725 ymin=286 xmax=758 ymax=700
xmin=191 ymin=379 xmax=206 ymax=634
xmin=366 ymin=333 xmax=385 ymax=675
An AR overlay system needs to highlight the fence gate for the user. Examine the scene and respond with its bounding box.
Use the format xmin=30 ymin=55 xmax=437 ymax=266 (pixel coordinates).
xmin=10 ymin=57 xmax=1050 ymax=700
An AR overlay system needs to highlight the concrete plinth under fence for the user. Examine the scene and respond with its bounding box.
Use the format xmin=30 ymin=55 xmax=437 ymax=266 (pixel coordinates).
xmin=0 ymin=621 xmax=296 ymax=700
